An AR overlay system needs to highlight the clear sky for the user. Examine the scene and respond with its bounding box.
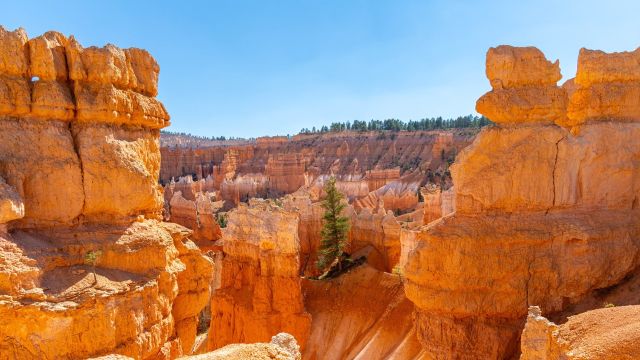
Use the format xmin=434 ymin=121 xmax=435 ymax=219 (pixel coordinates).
xmin=3 ymin=1 xmax=640 ymax=137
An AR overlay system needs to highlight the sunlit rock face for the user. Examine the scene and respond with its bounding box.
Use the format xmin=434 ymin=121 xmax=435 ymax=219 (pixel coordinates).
xmin=403 ymin=45 xmax=640 ymax=359
xmin=521 ymin=305 xmax=640 ymax=360
xmin=0 ymin=26 xmax=211 ymax=359
xmin=207 ymin=199 xmax=312 ymax=352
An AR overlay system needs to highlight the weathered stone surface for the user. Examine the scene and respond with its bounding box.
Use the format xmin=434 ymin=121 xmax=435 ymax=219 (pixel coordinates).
xmin=521 ymin=305 xmax=640 ymax=360
xmin=575 ymin=47 xmax=640 ymax=86
xmin=208 ymin=200 xmax=311 ymax=351
xmin=0 ymin=177 xmax=24 ymax=224
xmin=567 ymin=82 xmax=640 ymax=125
xmin=566 ymin=48 xmax=640 ymax=126
xmin=73 ymin=123 xmax=164 ymax=221
xmin=403 ymin=45 xmax=640 ymax=359
xmin=477 ymin=46 xmax=566 ymax=125
xmin=0 ymin=26 xmax=29 ymax=77
xmin=31 ymin=80 xmax=75 ymax=120
xmin=28 ymin=31 xmax=69 ymax=81
xmin=453 ymin=123 xmax=640 ymax=214
xmin=0 ymin=119 xmax=84 ymax=227
xmin=476 ymin=86 xmax=567 ymax=125
xmin=486 ymin=46 xmax=561 ymax=89
xmin=0 ymin=75 xmax=30 ymax=116
xmin=184 ymin=333 xmax=301 ymax=360
xmin=0 ymin=28 xmax=209 ymax=360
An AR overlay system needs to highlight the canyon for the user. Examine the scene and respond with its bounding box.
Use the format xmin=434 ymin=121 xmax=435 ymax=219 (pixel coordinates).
xmin=1 ymin=24 xmax=640 ymax=360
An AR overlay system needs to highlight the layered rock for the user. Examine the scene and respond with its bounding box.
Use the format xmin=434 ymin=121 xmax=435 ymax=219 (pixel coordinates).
xmin=420 ymin=184 xmax=455 ymax=225
xmin=160 ymin=130 xmax=476 ymax=202
xmin=566 ymin=47 xmax=640 ymax=127
xmin=208 ymin=200 xmax=311 ymax=351
xmin=0 ymin=27 xmax=211 ymax=359
xmin=403 ymin=45 xmax=640 ymax=359
xmin=476 ymin=46 xmax=566 ymax=125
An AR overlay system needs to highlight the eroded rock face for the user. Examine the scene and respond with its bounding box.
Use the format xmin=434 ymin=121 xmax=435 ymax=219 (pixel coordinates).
xmin=566 ymin=47 xmax=640 ymax=127
xmin=476 ymin=45 xmax=567 ymax=125
xmin=404 ymin=45 xmax=640 ymax=359
xmin=208 ymin=200 xmax=311 ymax=351
xmin=302 ymin=266 xmax=426 ymax=360
xmin=520 ymin=305 xmax=640 ymax=360
xmin=160 ymin=130 xmax=475 ymax=209
xmin=0 ymin=26 xmax=211 ymax=359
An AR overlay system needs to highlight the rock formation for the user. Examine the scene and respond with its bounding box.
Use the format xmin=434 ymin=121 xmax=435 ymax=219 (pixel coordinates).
xmin=208 ymin=199 xmax=312 ymax=351
xmin=160 ymin=130 xmax=475 ymax=211
xmin=521 ymin=305 xmax=640 ymax=359
xmin=283 ymin=189 xmax=401 ymax=275
xmin=302 ymin=266 xmax=426 ymax=360
xmin=402 ymin=45 xmax=640 ymax=359
xmin=0 ymin=27 xmax=211 ymax=359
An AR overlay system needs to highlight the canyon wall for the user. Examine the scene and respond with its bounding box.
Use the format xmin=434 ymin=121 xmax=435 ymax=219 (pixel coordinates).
xmin=0 ymin=27 xmax=211 ymax=359
xmin=403 ymin=45 xmax=640 ymax=359
xmin=160 ymin=130 xmax=476 ymax=210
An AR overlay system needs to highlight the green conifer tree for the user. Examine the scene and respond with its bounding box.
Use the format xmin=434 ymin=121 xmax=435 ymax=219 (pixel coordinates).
xmin=316 ymin=177 xmax=350 ymax=272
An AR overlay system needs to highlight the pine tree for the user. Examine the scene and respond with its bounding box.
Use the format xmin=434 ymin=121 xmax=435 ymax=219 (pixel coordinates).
xmin=317 ymin=177 xmax=350 ymax=272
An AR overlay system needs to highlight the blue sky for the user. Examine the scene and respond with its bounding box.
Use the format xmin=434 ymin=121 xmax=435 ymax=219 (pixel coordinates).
xmin=3 ymin=1 xmax=640 ymax=137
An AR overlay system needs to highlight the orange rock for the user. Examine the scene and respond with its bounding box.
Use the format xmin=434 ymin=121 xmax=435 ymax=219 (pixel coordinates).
xmin=486 ymin=46 xmax=561 ymax=89
xmin=73 ymin=123 xmax=164 ymax=221
xmin=0 ymin=28 xmax=210 ymax=359
xmin=0 ymin=177 xmax=24 ymax=224
xmin=575 ymin=47 xmax=640 ymax=86
xmin=477 ymin=45 xmax=567 ymax=125
xmin=476 ymin=85 xmax=567 ymax=124
xmin=567 ymin=82 xmax=640 ymax=125
xmin=0 ymin=26 xmax=29 ymax=77
xmin=208 ymin=200 xmax=311 ymax=351
xmin=0 ymin=119 xmax=84 ymax=227
xmin=521 ymin=305 xmax=640 ymax=359
xmin=403 ymin=45 xmax=640 ymax=359
xmin=31 ymin=80 xmax=75 ymax=120
xmin=0 ymin=75 xmax=30 ymax=116
xmin=28 ymin=31 xmax=69 ymax=81
xmin=566 ymin=48 xmax=640 ymax=126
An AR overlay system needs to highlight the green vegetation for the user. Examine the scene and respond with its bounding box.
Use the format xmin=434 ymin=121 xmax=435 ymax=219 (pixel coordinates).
xmin=84 ymin=250 xmax=102 ymax=284
xmin=316 ymin=177 xmax=350 ymax=273
xmin=216 ymin=213 xmax=228 ymax=228
xmin=300 ymin=115 xmax=492 ymax=134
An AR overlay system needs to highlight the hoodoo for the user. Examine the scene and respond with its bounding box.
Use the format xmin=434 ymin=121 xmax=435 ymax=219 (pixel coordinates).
xmin=0 ymin=27 xmax=212 ymax=359
xmin=402 ymin=45 xmax=640 ymax=359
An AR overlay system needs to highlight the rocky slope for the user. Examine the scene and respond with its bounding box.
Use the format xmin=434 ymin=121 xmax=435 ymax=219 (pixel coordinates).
xmin=402 ymin=45 xmax=640 ymax=359
xmin=0 ymin=27 xmax=211 ymax=359
xmin=302 ymin=265 xmax=426 ymax=360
